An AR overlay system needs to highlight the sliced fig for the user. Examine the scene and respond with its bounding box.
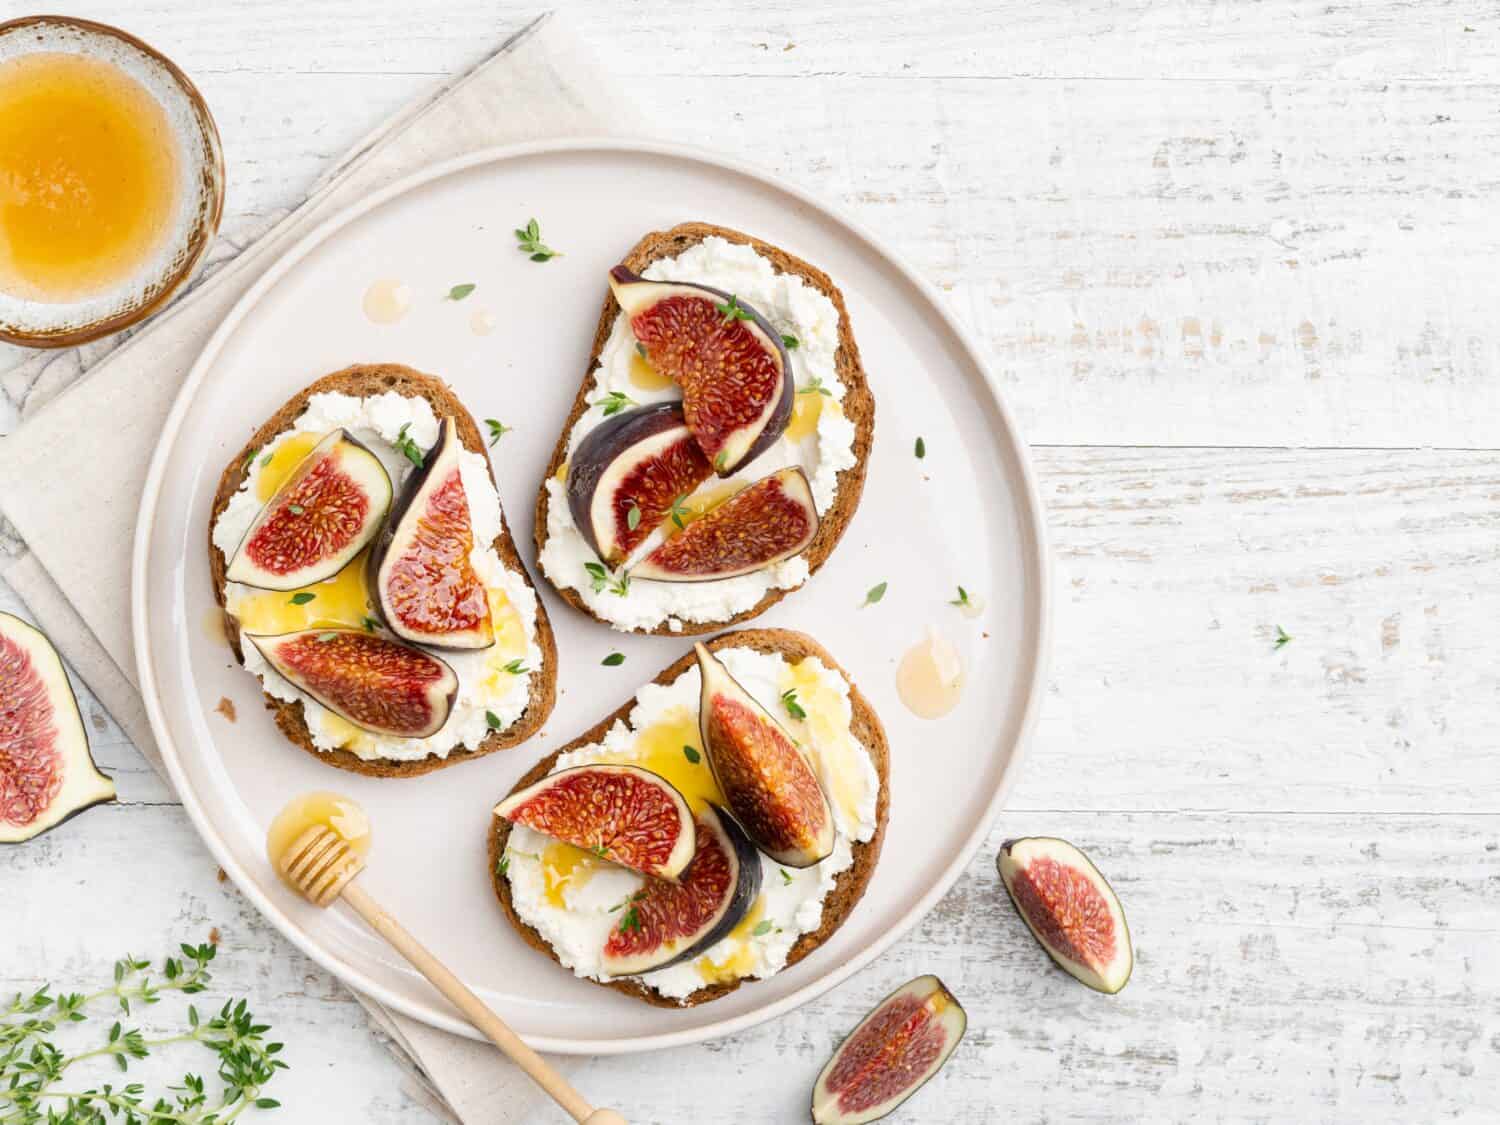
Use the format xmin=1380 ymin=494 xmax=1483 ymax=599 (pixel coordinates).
xmin=495 ymin=765 xmax=696 ymax=881
xmin=566 ymin=403 xmax=713 ymax=564
xmin=609 ymin=268 xmax=793 ymax=475
xmin=227 ymin=430 xmax=391 ymax=591
xmin=633 ymin=466 xmax=818 ymax=583
xmin=247 ymin=628 xmax=457 ymax=739
xmin=601 ymin=803 xmax=761 ymax=977
xmin=998 ymin=836 xmax=1134 ymax=994
xmin=812 ymin=975 xmax=967 ymax=1124
xmin=695 ymin=643 xmax=834 ymax=868
xmin=0 ymin=613 xmax=115 ymax=844
xmin=369 ymin=417 xmax=494 ymax=650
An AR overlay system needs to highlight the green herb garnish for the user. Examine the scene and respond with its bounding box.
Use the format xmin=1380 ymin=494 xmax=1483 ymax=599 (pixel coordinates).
xmin=780 ymin=868 xmax=793 ymax=885
xmin=602 ymin=652 xmax=625 ymax=666
xmin=485 ymin=419 xmax=511 ymax=446
xmin=683 ymin=745 xmax=701 ymax=764
xmin=584 ymin=561 xmax=610 ymax=593
xmin=259 ymin=451 xmax=274 ymax=468
xmin=316 ymin=632 xmax=338 ymax=643
xmin=915 ymin=436 xmax=926 ymax=459
xmin=715 ymin=294 xmax=753 ymax=322
xmin=288 ymin=592 xmax=316 ymax=606
xmin=592 ymin=843 xmax=610 ymax=859
xmin=798 ymin=376 xmax=831 ymax=397
xmin=669 ymin=494 xmax=692 ymax=529
xmin=515 ymin=218 xmax=562 ymax=262
xmin=862 ymin=581 xmax=888 ymax=608
xmin=242 ymin=448 xmax=260 ymax=473
xmin=394 ymin=423 xmax=425 ymax=468
xmin=752 ymin=920 xmax=774 ymax=937
xmin=287 ymin=504 xmax=305 ymax=515
xmin=1274 ymin=625 xmax=1292 ymax=650
xmin=781 ymin=689 xmax=807 ymax=721
xmin=781 ymin=333 xmax=799 ymax=350
xmin=609 ymin=571 xmax=631 ymax=597
xmin=503 ymin=659 xmax=528 ymax=675
xmin=363 ymin=616 xmax=381 ymax=633
xmin=593 ymin=390 xmax=637 ymax=417
xmin=951 ymin=586 xmax=970 ymax=608
xmin=497 ymin=855 xmax=510 ymax=876
xmin=635 ymin=342 xmax=648 ymax=359
xmin=714 ymin=450 xmax=728 ymax=472
xmin=618 ymin=905 xmax=642 ymax=934
xmin=446 ymin=283 xmax=476 ymax=301
xmin=486 ymin=711 xmax=502 ymax=730
xmin=0 ymin=943 xmax=287 ymax=1121
xmin=626 ymin=502 xmax=641 ymax=531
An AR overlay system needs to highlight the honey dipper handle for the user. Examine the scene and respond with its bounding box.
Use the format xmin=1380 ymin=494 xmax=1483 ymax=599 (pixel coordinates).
xmin=339 ymin=881 xmax=621 ymax=1124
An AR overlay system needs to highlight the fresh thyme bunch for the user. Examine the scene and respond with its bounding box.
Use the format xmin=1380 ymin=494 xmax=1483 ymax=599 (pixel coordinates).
xmin=0 ymin=943 xmax=286 ymax=1123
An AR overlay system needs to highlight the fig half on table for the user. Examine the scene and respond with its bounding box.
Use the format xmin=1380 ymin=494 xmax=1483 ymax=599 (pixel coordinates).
xmin=811 ymin=974 xmax=967 ymax=1124
xmin=998 ymin=836 xmax=1134 ymax=994
xmin=1 ymin=613 xmax=115 ymax=844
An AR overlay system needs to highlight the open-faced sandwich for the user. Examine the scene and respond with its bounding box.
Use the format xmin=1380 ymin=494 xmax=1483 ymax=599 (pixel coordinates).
xmin=208 ymin=363 xmax=556 ymax=777
xmin=488 ymin=628 xmax=888 ymax=1007
xmin=536 ymin=223 xmax=874 ymax=635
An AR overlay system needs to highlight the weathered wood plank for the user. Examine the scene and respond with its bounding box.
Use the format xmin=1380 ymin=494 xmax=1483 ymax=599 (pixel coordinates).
xmin=8 ymin=804 xmax=1492 ymax=1122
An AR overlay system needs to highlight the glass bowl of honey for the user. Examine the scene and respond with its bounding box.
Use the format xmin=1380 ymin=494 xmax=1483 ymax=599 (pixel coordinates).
xmin=0 ymin=16 xmax=224 ymax=347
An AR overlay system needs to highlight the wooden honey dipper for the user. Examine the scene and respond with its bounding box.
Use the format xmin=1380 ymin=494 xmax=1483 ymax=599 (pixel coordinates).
xmin=274 ymin=808 xmax=626 ymax=1125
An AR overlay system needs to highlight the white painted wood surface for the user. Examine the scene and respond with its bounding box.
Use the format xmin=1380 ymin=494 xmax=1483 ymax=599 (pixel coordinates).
xmin=4 ymin=3 xmax=1498 ymax=1121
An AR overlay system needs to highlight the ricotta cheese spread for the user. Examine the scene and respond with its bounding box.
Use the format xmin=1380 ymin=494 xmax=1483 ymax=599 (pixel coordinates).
xmin=502 ymin=646 xmax=880 ymax=1002
xmin=210 ymin=391 xmax=542 ymax=762
xmin=538 ymin=237 xmax=858 ymax=633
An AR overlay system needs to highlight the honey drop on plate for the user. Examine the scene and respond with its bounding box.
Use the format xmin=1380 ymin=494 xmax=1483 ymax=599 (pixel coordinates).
xmin=896 ymin=628 xmax=965 ymax=720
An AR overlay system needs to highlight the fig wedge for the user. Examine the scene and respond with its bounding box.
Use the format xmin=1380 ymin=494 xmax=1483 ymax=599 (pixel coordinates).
xmin=0 ymin=613 xmax=115 ymax=844
xmin=609 ymin=268 xmax=793 ymax=475
xmin=695 ymin=643 xmax=834 ymax=867
xmin=226 ymin=429 xmax=391 ymax=591
xmin=600 ymin=803 xmax=761 ymax=977
xmin=812 ymin=975 xmax=967 ymax=1124
xmin=369 ymin=417 xmax=494 ymax=650
xmin=495 ymin=764 xmax=696 ymax=881
xmin=998 ymin=836 xmax=1134 ymax=993
xmin=247 ymin=628 xmax=457 ymax=739
xmin=632 ymin=466 xmax=818 ymax=582
xmin=566 ymin=403 xmax=713 ymax=564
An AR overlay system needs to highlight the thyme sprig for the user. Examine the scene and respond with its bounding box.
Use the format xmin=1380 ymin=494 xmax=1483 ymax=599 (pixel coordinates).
xmin=0 ymin=943 xmax=287 ymax=1124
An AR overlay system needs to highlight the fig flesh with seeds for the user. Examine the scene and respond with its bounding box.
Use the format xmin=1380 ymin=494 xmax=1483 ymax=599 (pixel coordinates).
xmin=695 ymin=643 xmax=834 ymax=867
xmin=600 ymin=803 xmax=761 ymax=977
xmin=566 ymin=402 xmax=713 ymax=565
xmin=0 ymin=613 xmax=115 ymax=844
xmin=247 ymin=628 xmax=457 ymax=739
xmin=227 ymin=429 xmax=391 ymax=591
xmin=811 ymin=975 xmax=966 ymax=1124
xmin=369 ymin=417 xmax=494 ymax=650
xmin=495 ymin=764 xmax=696 ymax=881
xmin=609 ymin=268 xmax=793 ymax=476
xmin=997 ymin=836 xmax=1133 ymax=993
xmin=633 ymin=466 xmax=818 ymax=582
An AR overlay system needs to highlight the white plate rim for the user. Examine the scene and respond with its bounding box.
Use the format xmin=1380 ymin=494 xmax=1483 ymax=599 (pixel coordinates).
xmin=130 ymin=136 xmax=1052 ymax=1054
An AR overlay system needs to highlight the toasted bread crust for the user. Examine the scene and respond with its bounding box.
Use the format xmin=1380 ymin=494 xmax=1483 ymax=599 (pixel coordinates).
xmin=535 ymin=222 xmax=875 ymax=635
xmin=487 ymin=628 xmax=889 ymax=1008
xmin=208 ymin=363 xmax=557 ymax=777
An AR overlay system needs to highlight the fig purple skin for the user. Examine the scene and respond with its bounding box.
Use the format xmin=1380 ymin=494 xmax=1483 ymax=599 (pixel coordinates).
xmin=565 ymin=402 xmax=711 ymax=564
xmin=609 ymin=267 xmax=794 ymax=475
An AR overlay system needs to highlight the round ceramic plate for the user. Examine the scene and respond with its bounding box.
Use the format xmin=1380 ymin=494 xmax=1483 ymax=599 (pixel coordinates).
xmin=132 ymin=139 xmax=1049 ymax=1053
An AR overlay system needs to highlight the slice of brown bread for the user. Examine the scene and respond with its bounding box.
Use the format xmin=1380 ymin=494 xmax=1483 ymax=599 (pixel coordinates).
xmin=208 ymin=363 xmax=557 ymax=778
xmin=487 ymin=627 xmax=890 ymax=1008
xmin=534 ymin=222 xmax=875 ymax=636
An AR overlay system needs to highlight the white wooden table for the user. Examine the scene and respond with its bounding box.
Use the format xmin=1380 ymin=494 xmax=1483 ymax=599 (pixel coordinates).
xmin=5 ymin=3 xmax=1498 ymax=1121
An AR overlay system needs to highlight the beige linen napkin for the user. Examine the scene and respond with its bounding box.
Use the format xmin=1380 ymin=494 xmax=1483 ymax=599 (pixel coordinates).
xmin=0 ymin=13 xmax=643 ymax=1122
